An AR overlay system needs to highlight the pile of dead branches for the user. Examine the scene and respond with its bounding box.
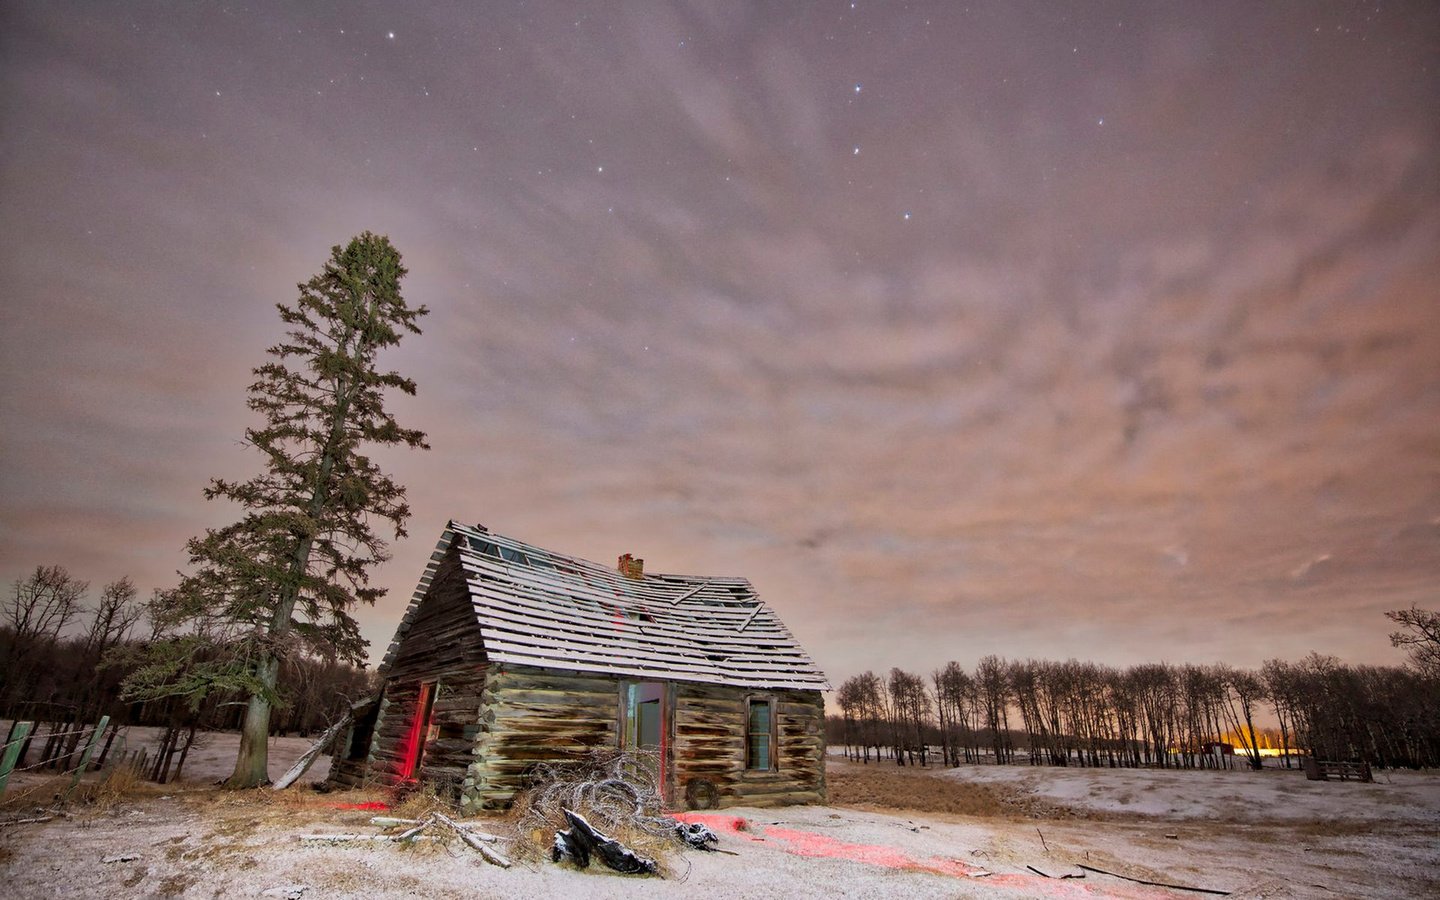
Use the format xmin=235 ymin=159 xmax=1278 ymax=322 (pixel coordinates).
xmin=508 ymin=747 xmax=717 ymax=877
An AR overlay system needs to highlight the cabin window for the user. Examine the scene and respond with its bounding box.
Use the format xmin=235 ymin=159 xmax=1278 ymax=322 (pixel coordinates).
xmin=746 ymin=696 xmax=777 ymax=771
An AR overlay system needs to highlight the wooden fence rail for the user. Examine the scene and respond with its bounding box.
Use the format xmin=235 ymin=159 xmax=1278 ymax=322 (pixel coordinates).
xmin=0 ymin=721 xmax=35 ymax=796
xmin=0 ymin=718 xmax=116 ymax=797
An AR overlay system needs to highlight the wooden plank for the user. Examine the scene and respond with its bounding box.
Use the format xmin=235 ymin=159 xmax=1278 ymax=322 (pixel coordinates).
xmin=466 ymin=577 xmax=799 ymax=646
xmin=669 ymin=581 xmax=711 ymax=605
xmin=459 ymin=553 xmax=765 ymax=620
xmin=472 ymin=612 xmax=731 ymax=669
xmin=486 ymin=668 xmax=618 ymax=692
xmin=480 ymin=688 xmax=616 ymax=707
xmin=65 ymin=716 xmax=109 ymax=796
xmin=488 ymin=649 xmax=825 ymax=690
xmin=458 ymin=542 xmax=750 ymax=601
xmin=461 ymin=550 xmax=736 ymax=606
xmin=482 ymin=624 xmax=818 ymax=677
xmin=0 ymin=721 xmax=35 ymax=796
xmin=469 ymin=592 xmax=786 ymax=643
xmin=484 ymin=635 xmax=820 ymax=681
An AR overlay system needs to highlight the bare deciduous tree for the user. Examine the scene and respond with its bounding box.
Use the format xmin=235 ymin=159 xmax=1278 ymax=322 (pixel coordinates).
xmin=1217 ymin=665 xmax=1267 ymax=770
xmin=1387 ymin=605 xmax=1440 ymax=676
xmin=5 ymin=565 xmax=87 ymax=645
xmin=83 ymin=577 xmax=145 ymax=658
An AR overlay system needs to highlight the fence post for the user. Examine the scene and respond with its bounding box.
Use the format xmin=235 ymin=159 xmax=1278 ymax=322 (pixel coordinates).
xmin=66 ymin=715 xmax=111 ymax=797
xmin=0 ymin=721 xmax=36 ymax=797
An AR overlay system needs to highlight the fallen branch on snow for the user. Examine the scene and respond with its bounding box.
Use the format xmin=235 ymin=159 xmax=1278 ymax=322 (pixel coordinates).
xmin=432 ymin=811 xmax=512 ymax=868
xmin=299 ymin=813 xmax=512 ymax=867
xmin=1076 ymin=863 xmax=1230 ymax=895
xmin=297 ymin=833 xmax=438 ymax=844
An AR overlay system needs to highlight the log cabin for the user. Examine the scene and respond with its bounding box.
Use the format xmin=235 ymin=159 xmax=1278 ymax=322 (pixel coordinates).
xmin=327 ymin=520 xmax=830 ymax=812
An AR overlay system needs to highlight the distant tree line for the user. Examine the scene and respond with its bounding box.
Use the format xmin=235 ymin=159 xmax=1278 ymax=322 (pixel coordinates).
xmin=831 ymin=607 xmax=1440 ymax=771
xmin=1 ymin=564 xmax=374 ymax=742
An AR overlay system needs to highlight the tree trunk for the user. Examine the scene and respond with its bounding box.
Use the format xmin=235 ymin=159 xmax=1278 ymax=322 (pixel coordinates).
xmin=228 ymin=652 xmax=281 ymax=787
xmin=224 ymin=300 xmax=365 ymax=788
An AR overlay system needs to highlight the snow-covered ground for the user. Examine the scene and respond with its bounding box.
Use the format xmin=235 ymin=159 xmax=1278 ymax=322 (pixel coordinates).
xmin=1 ymin=734 xmax=1436 ymax=898
xmin=0 ymin=723 xmax=333 ymax=790
xmin=937 ymin=758 xmax=1440 ymax=823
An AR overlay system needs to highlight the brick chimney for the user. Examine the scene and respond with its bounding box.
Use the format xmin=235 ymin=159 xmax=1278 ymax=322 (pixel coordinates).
xmin=617 ymin=553 xmax=645 ymax=579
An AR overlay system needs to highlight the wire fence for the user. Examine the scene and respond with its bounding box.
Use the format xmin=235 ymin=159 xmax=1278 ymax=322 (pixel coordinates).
xmin=0 ymin=718 xmax=117 ymax=800
xmin=0 ymin=725 xmax=94 ymax=753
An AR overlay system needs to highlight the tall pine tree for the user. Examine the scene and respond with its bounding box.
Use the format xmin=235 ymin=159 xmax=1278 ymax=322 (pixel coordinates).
xmin=177 ymin=232 xmax=427 ymax=787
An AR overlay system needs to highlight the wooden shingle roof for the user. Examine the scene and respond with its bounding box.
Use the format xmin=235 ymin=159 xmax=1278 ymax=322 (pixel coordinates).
xmin=379 ymin=520 xmax=829 ymax=691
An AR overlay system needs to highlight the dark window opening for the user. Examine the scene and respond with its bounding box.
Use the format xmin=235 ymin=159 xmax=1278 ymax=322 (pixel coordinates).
xmin=347 ymin=708 xmax=377 ymax=762
xmin=636 ymin=699 xmax=662 ymax=749
xmin=467 ymin=536 xmax=501 ymax=558
xmin=746 ymin=697 xmax=776 ymax=771
xmin=621 ymin=682 xmax=669 ymax=794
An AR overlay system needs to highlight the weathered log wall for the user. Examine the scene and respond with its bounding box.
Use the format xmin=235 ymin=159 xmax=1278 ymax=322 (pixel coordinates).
xmin=327 ymin=749 xmax=369 ymax=789
xmin=673 ymin=683 xmax=826 ymax=808
xmin=461 ymin=664 xmax=619 ymax=812
xmin=361 ymin=545 xmax=489 ymax=793
xmin=331 ymin=540 xmax=826 ymax=809
xmin=326 ymin=700 xmax=380 ymax=790
xmin=459 ymin=668 xmax=826 ymax=810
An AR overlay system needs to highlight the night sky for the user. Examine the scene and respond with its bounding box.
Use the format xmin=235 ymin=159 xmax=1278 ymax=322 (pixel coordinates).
xmin=2 ymin=2 xmax=1437 ymax=684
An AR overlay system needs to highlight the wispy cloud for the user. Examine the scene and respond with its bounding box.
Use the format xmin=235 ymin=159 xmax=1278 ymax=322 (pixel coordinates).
xmin=2 ymin=2 xmax=1436 ymax=682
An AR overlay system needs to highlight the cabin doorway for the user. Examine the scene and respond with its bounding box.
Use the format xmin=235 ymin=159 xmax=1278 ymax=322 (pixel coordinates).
xmin=402 ymin=681 xmax=437 ymax=780
xmin=621 ymin=682 xmax=671 ymax=795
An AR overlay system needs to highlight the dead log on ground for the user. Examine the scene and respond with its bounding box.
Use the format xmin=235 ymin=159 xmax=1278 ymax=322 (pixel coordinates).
xmin=554 ymin=808 xmax=658 ymax=875
xmin=432 ymin=812 xmax=512 ymax=868
xmin=1 ymin=815 xmax=55 ymax=827
xmin=301 ymin=813 xmax=512 ymax=867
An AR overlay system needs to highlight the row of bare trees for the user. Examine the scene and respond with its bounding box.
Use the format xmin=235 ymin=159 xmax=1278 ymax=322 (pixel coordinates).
xmin=833 ymin=610 xmax=1440 ymax=771
xmin=2 ymin=565 xmax=374 ymax=739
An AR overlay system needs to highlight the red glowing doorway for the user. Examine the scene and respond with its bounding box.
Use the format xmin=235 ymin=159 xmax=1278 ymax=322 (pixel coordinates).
xmin=401 ymin=681 xmax=437 ymax=780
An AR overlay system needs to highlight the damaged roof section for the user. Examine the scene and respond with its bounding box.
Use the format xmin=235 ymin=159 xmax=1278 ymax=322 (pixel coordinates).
xmin=380 ymin=520 xmax=830 ymax=691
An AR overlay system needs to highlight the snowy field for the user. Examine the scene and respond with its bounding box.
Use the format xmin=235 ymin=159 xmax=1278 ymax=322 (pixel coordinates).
xmin=935 ymin=756 xmax=1440 ymax=823
xmin=0 ymin=729 xmax=1436 ymax=898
